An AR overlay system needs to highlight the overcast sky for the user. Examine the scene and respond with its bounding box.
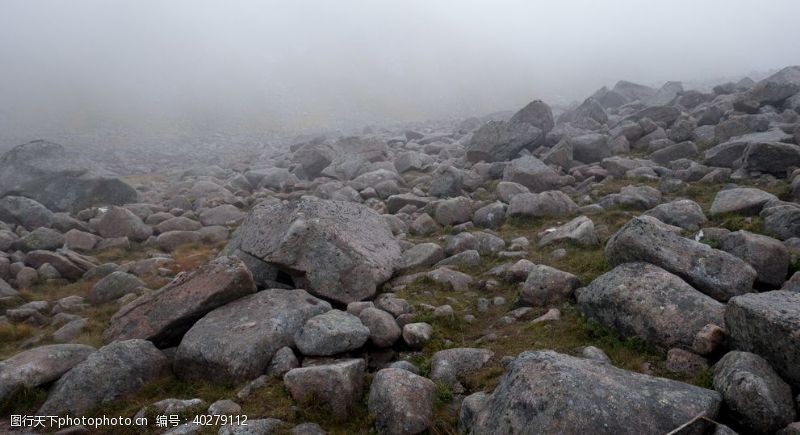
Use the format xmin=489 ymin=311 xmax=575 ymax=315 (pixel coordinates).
xmin=1 ymin=0 xmax=799 ymax=136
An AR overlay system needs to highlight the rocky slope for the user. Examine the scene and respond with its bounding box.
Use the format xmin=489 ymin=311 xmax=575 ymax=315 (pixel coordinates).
xmin=1 ymin=66 xmax=800 ymax=434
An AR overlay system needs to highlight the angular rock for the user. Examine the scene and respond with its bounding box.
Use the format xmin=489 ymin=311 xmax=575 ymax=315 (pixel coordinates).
xmin=605 ymin=217 xmax=756 ymax=301
xmin=368 ymin=368 xmax=436 ymax=435
xmin=709 ymin=187 xmax=778 ymax=216
xmin=0 ymin=196 xmax=54 ymax=231
xmin=466 ymin=350 xmax=721 ymax=434
xmin=643 ymin=199 xmax=707 ymax=231
xmin=576 ymin=262 xmax=725 ymax=349
xmin=358 ymin=308 xmax=401 ymax=348
xmin=719 ymin=231 xmax=789 ymax=287
xmin=713 ymin=351 xmax=796 ymax=434
xmin=538 ymin=216 xmax=598 ymax=247
xmin=725 ymin=291 xmax=800 ymax=386
xmin=174 ymin=289 xmax=331 ymax=383
xmin=95 ymin=207 xmax=153 ymax=242
xmin=0 ymin=344 xmax=95 ymax=403
xmin=508 ymin=191 xmax=578 ymax=218
xmin=397 ymin=243 xmax=445 ymax=273
xmin=294 ymin=310 xmax=369 ymax=356
xmin=430 ymin=348 xmax=493 ymax=389
xmin=519 ymin=265 xmax=580 ymax=307
xmin=223 ymin=198 xmax=401 ymax=304
xmin=38 ymin=339 xmax=168 ymax=415
xmin=502 ymin=156 xmax=566 ymax=192
xmin=103 ymin=256 xmax=256 ymax=347
xmin=466 ymin=121 xmax=543 ymax=163
xmin=0 ymin=140 xmax=137 ymax=212
xmin=283 ymin=359 xmax=365 ymax=419
xmin=88 ymin=271 xmax=145 ymax=305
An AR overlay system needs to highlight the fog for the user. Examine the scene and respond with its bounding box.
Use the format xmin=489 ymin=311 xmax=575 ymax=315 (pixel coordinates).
xmin=1 ymin=0 xmax=799 ymax=141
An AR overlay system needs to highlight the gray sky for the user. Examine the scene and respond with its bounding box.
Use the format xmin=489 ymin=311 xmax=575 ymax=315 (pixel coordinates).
xmin=1 ymin=0 xmax=799 ymax=136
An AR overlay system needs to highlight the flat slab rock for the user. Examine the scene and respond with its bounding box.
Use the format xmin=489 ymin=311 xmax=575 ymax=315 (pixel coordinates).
xmin=465 ymin=350 xmax=721 ymax=434
xmin=0 ymin=344 xmax=95 ymax=403
xmin=223 ymin=197 xmax=401 ymax=304
xmin=174 ymin=289 xmax=331 ymax=383
xmin=103 ymin=256 xmax=256 ymax=347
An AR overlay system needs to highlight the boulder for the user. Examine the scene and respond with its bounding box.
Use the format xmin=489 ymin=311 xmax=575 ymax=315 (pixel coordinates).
xmin=466 ymin=121 xmax=543 ymax=163
xmin=502 ymin=156 xmax=566 ymax=192
xmin=725 ymin=291 xmax=800 ymax=386
xmin=430 ymin=348 xmax=494 ymax=389
xmin=643 ymin=199 xmax=707 ymax=231
xmin=0 ymin=344 xmax=95 ymax=403
xmin=709 ymin=188 xmax=777 ymax=216
xmin=95 ymin=207 xmax=153 ymax=242
xmin=507 ymin=191 xmax=578 ymax=218
xmin=223 ymin=198 xmax=401 ymax=304
xmin=397 ymin=243 xmax=444 ymax=272
xmin=88 ymin=271 xmax=145 ymax=305
xmin=510 ymin=100 xmax=555 ymax=133
xmin=37 ymin=340 xmax=168 ymax=415
xmin=156 ymin=231 xmax=202 ymax=251
xmin=740 ymin=142 xmax=800 ymax=176
xmin=605 ymin=217 xmax=756 ymax=301
xmin=570 ymin=133 xmax=612 ymax=163
xmin=763 ymin=205 xmax=800 ymax=240
xmin=17 ymin=227 xmax=64 ymax=251
xmin=103 ymin=256 xmax=256 ymax=347
xmin=719 ymin=231 xmax=789 ymax=287
xmin=433 ymin=197 xmax=472 ymax=226
xmin=0 ymin=196 xmax=54 ymax=230
xmin=174 ymin=289 xmax=331 ymax=383
xmin=576 ymin=262 xmax=725 ymax=349
xmin=713 ymin=351 xmax=796 ymax=434
xmin=465 ymin=350 xmax=721 ymax=434
xmin=519 ymin=265 xmax=580 ymax=307
xmin=0 ymin=140 xmax=137 ymax=212
xmin=294 ymin=310 xmax=369 ymax=356
xmin=358 ymin=307 xmax=401 ymax=348
xmin=198 ymin=204 xmax=245 ymax=226
xmin=537 ymin=216 xmax=598 ymax=247
xmin=368 ymin=368 xmax=436 ymax=435
xmin=283 ymin=359 xmax=365 ymax=419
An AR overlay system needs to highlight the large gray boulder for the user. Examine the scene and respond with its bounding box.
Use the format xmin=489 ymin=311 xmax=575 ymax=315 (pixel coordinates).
xmin=537 ymin=216 xmax=598 ymax=247
xmin=95 ymin=207 xmax=153 ymax=242
xmin=709 ymin=187 xmax=777 ymax=216
xmin=465 ymin=350 xmax=721 ymax=434
xmin=0 ymin=344 xmax=95 ymax=403
xmin=605 ymin=217 xmax=756 ymax=301
xmin=507 ymin=191 xmax=578 ymax=218
xmin=283 ymin=359 xmax=365 ymax=419
xmin=739 ymin=142 xmax=800 ymax=176
xmin=103 ymin=256 xmax=256 ymax=347
xmin=719 ymin=231 xmax=789 ymax=287
xmin=174 ymin=289 xmax=330 ymax=383
xmin=713 ymin=351 xmax=796 ymax=434
xmin=0 ymin=140 xmax=137 ymax=212
xmin=88 ymin=271 xmax=145 ymax=305
xmin=725 ymin=291 xmax=800 ymax=386
xmin=502 ymin=156 xmax=567 ymax=192
xmin=643 ymin=199 xmax=707 ymax=231
xmin=37 ymin=339 xmax=168 ymax=415
xmin=576 ymin=262 xmax=725 ymax=349
xmin=0 ymin=196 xmax=54 ymax=230
xmin=223 ymin=198 xmax=401 ymax=304
xmin=509 ymin=100 xmax=555 ymax=133
xmin=466 ymin=121 xmax=543 ymax=163
xmin=368 ymin=368 xmax=436 ymax=435
xmin=294 ymin=310 xmax=369 ymax=356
